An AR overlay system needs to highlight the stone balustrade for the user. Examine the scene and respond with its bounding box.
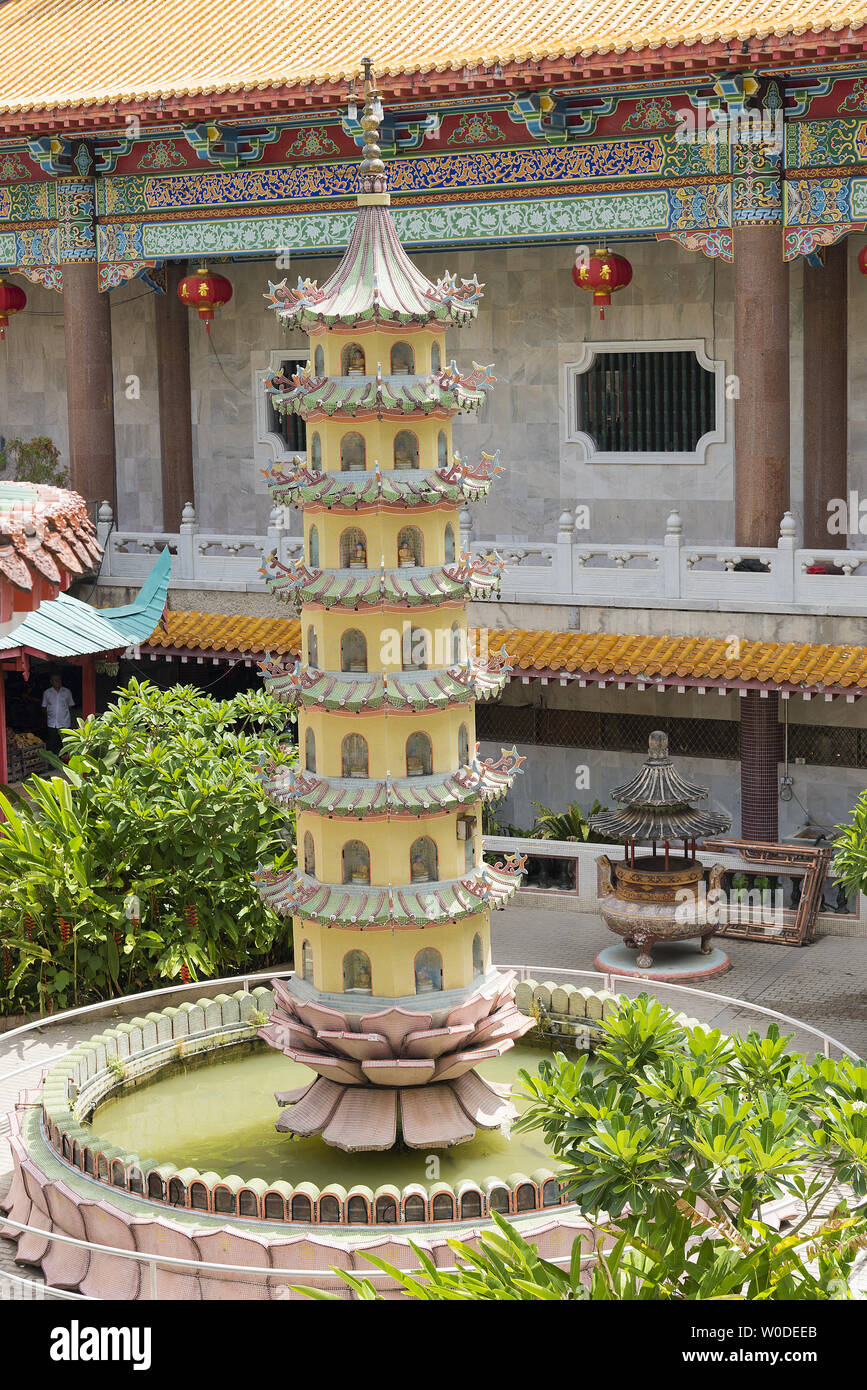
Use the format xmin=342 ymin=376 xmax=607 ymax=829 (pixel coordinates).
xmin=94 ymin=503 xmax=867 ymax=614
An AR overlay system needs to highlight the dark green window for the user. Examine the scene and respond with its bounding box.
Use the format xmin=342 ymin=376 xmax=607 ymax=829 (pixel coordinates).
xmin=577 ymin=350 xmax=715 ymax=453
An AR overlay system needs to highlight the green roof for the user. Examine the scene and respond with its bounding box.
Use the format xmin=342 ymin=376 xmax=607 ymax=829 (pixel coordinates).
xmin=0 ymin=547 xmax=171 ymax=658
xmin=266 ymin=560 xmax=502 ymax=610
xmin=265 ymin=457 xmax=503 ymax=512
xmin=254 ymin=858 xmax=524 ymax=929
xmin=271 ymin=373 xmax=488 ymax=420
xmin=262 ymin=749 xmax=524 ymax=817
xmin=262 ymin=659 xmax=509 ymax=712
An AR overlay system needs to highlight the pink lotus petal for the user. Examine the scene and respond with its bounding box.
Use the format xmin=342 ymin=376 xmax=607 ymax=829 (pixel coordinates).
xmin=360 ymin=1058 xmax=435 ymax=1086
xmin=403 ymin=1024 xmax=474 ymax=1059
xmin=275 ymin=1077 xmax=344 ymax=1135
xmin=360 ymin=1006 xmax=431 ymax=1052
xmin=399 ymin=1084 xmax=475 ymax=1148
xmin=451 ymin=1071 xmax=516 ymax=1129
xmin=433 ymin=1040 xmax=512 ymax=1083
xmin=321 ymin=1088 xmax=398 ymax=1151
xmin=316 ymin=1029 xmax=392 ymax=1061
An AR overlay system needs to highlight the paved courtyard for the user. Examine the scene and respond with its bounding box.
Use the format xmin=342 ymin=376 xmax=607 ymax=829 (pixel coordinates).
xmin=2 ymin=903 xmax=866 ymax=1296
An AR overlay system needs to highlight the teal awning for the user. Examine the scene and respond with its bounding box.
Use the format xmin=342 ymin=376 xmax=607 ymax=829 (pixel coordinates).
xmin=0 ymin=547 xmax=171 ymax=659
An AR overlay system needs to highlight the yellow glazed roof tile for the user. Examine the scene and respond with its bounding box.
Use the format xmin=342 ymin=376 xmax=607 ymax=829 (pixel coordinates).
xmin=0 ymin=1 xmax=863 ymax=112
xmin=144 ymin=613 xmax=867 ymax=692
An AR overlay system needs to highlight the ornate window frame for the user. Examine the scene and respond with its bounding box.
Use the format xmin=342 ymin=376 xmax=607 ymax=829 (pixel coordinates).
xmin=253 ymin=348 xmax=308 ymax=462
xmin=564 ymin=338 xmax=726 ymax=466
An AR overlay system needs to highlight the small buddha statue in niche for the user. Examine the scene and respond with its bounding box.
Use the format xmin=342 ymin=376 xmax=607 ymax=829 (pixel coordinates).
xmin=350 ymin=539 xmax=366 ymax=568
xmin=398 ymin=539 xmax=414 ymax=567
xmin=347 ymin=344 xmax=365 ymax=375
xmin=411 ymin=852 xmax=428 ymax=882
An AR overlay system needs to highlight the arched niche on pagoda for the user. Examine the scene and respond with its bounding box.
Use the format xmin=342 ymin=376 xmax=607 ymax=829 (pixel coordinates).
xmin=449 ymin=622 xmax=464 ymax=664
xmin=340 ymin=526 xmax=368 ymax=568
xmin=306 ymin=625 xmax=318 ymax=666
xmin=393 ymin=429 xmax=419 ymax=470
xmin=308 ymin=523 xmax=319 ymax=566
xmin=341 ymin=342 xmax=366 ymax=375
xmin=458 ymin=722 xmax=470 ymax=765
xmin=301 ymin=939 xmax=314 ymax=982
xmin=310 ymin=432 xmax=322 ymax=471
xmin=341 ymin=732 xmax=369 ymax=778
xmin=414 ymin=946 xmax=443 ymax=994
xmin=406 ymin=731 xmax=433 ymax=777
xmin=397 ymin=525 xmax=423 ymax=566
xmin=340 ymin=628 xmax=368 ymax=673
xmin=390 ymin=341 xmax=415 ymax=375
xmin=410 ymin=835 xmax=438 ymax=883
xmin=313 ymin=344 xmax=325 ymax=376
xmin=303 ymin=832 xmax=316 ymax=876
xmin=444 ymin=522 xmax=455 ymax=563
xmin=342 ymin=839 xmax=371 ymax=885
xmin=437 ymin=429 xmax=448 ymax=469
xmin=343 ymin=948 xmax=372 ymax=994
xmin=340 ymin=431 xmax=366 ymax=472
xmin=305 ymin=727 xmax=317 ymax=772
xmin=472 ymin=933 xmax=484 ymax=976
xmin=431 ymin=341 xmax=441 ymax=372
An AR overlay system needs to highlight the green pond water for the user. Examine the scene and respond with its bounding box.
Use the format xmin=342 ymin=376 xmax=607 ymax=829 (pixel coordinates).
xmin=92 ymin=1045 xmax=554 ymax=1190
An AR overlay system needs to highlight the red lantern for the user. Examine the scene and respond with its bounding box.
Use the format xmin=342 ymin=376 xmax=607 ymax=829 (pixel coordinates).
xmin=0 ymin=277 xmax=26 ymax=339
xmin=572 ymin=246 xmax=633 ymax=320
xmin=177 ymin=263 xmax=233 ymax=333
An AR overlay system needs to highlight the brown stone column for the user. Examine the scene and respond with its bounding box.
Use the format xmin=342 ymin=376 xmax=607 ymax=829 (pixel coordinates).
xmin=739 ymin=691 xmax=781 ymax=842
xmin=734 ymin=228 xmax=790 ymax=546
xmin=156 ymin=263 xmax=195 ymax=528
xmin=63 ymin=261 xmax=116 ymax=508
xmin=803 ymin=240 xmax=847 ymax=549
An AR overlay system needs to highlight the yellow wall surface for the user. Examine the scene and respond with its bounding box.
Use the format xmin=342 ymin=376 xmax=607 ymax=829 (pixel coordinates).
xmin=305 ymin=508 xmax=459 ymax=570
xmin=312 ymin=606 xmax=468 ymax=673
xmin=308 ymin=328 xmax=447 ymax=381
xmin=292 ymin=910 xmax=491 ymax=997
xmin=299 ymin=705 xmax=476 ymax=778
xmin=298 ymin=806 xmax=481 ymax=886
xmin=310 ymin=415 xmax=452 ymax=473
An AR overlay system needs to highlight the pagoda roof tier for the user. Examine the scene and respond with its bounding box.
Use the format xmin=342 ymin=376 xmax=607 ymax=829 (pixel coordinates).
xmin=263 ymin=556 xmax=504 ymax=610
xmin=264 ymin=457 xmax=503 ymax=511
xmin=254 ymin=854 xmax=526 ymax=929
xmin=264 ymin=213 xmax=481 ymax=329
xmin=261 ymin=655 xmax=511 ymax=713
xmin=0 ymin=481 xmax=102 ymax=597
xmin=269 ymin=366 xmax=492 ymax=421
xmin=261 ymin=747 xmax=525 ymax=817
xmin=589 ymin=731 xmax=732 ymax=844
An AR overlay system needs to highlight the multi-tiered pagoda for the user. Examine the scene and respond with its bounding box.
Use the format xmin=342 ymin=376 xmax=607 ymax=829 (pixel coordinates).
xmin=253 ymin=66 xmax=530 ymax=1152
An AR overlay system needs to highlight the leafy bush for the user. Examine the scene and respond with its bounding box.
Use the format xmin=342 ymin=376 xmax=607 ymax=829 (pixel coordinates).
xmin=0 ymin=435 xmax=68 ymax=487
xmin=0 ymin=679 xmax=295 ymax=1014
xmin=296 ymin=999 xmax=867 ymax=1300
xmin=530 ymin=798 xmax=618 ymax=843
xmin=833 ymin=791 xmax=867 ymax=900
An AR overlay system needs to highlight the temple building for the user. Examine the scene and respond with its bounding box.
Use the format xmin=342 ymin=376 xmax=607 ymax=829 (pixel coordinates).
xmin=1 ymin=5 xmax=867 ymax=854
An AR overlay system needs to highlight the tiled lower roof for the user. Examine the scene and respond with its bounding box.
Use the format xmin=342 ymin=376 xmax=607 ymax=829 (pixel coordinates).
xmin=144 ymin=612 xmax=867 ymax=694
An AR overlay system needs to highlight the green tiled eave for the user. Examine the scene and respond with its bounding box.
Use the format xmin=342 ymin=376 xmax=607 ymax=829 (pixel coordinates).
xmin=270 ymin=376 xmax=487 ymax=419
xmin=266 ymin=563 xmax=499 ymax=609
xmin=254 ymin=861 xmax=523 ymax=928
xmin=261 ymin=761 xmax=517 ymax=816
xmin=265 ymin=466 xmax=499 ymax=510
xmin=261 ymin=663 xmax=509 ymax=712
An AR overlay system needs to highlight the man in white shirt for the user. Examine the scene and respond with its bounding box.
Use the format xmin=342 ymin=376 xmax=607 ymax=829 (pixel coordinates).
xmin=41 ymin=672 xmax=76 ymax=752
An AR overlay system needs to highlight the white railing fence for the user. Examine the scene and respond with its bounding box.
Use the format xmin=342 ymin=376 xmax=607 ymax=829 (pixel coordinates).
xmin=94 ymin=504 xmax=867 ymax=612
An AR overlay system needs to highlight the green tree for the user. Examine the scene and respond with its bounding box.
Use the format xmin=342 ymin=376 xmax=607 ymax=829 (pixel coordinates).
xmin=832 ymin=790 xmax=867 ymax=901
xmin=0 ymin=435 xmax=68 ymax=487
xmin=0 ymin=679 xmax=295 ymax=1013
xmin=295 ymin=998 xmax=867 ymax=1301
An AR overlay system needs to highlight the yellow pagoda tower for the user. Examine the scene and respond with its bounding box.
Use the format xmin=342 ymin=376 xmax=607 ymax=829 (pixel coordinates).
xmin=255 ymin=62 xmax=529 ymax=1152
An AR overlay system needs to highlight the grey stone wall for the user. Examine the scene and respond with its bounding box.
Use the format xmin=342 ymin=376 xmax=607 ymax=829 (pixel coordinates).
xmin=3 ymin=233 xmax=867 ymax=545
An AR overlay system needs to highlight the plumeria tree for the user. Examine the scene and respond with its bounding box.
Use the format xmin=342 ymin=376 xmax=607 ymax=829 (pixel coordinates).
xmin=0 ymin=679 xmax=295 ymax=1014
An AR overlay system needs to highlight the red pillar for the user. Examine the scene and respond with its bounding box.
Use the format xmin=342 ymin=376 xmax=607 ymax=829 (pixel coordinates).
xmin=803 ymin=241 xmax=847 ymax=549
xmin=81 ymin=655 xmax=96 ymax=718
xmin=739 ymin=691 xmax=781 ymax=842
xmin=734 ymin=228 xmax=790 ymax=546
xmin=156 ymin=263 xmax=195 ymax=528
xmin=63 ymin=262 xmax=117 ymax=509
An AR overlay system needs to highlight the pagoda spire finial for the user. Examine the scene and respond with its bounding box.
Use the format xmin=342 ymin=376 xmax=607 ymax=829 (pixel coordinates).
xmin=357 ymin=55 xmax=390 ymax=206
